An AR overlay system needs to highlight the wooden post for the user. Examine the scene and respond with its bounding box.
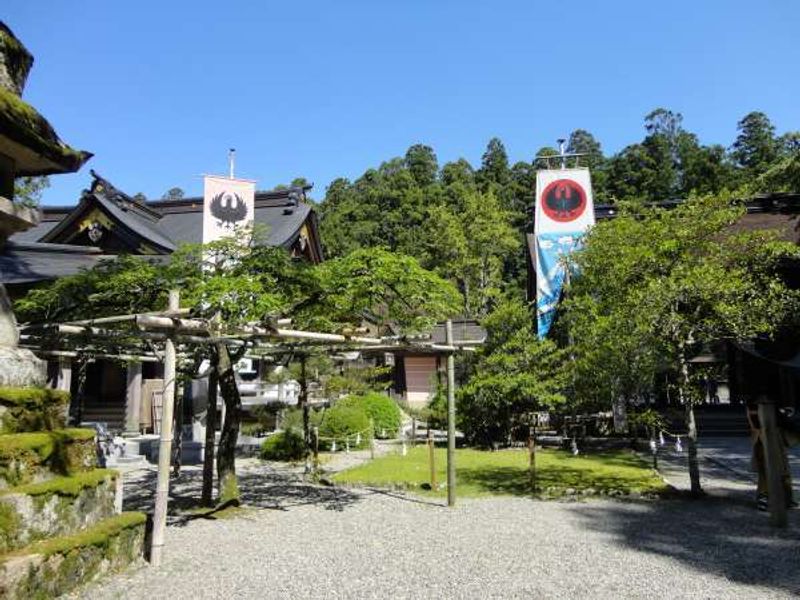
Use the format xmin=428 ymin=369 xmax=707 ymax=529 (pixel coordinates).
xmin=757 ymin=396 xmax=788 ymax=528
xmin=529 ymin=425 xmax=536 ymax=494
xmin=150 ymin=289 xmax=179 ymax=566
xmin=369 ymin=418 xmax=375 ymax=460
xmin=428 ymin=427 xmax=437 ymax=490
xmin=445 ymin=319 xmax=456 ymax=507
xmin=411 ymin=417 xmax=417 ymax=448
xmin=313 ymin=426 xmax=320 ymax=473
xmin=124 ymin=361 xmax=143 ymax=435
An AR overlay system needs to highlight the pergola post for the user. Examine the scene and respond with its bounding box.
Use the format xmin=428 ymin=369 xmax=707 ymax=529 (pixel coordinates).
xmin=446 ymin=319 xmax=456 ymax=507
xmin=757 ymin=395 xmax=788 ymax=528
xmin=125 ymin=361 xmax=143 ymax=435
xmin=150 ymin=290 xmax=180 ymax=565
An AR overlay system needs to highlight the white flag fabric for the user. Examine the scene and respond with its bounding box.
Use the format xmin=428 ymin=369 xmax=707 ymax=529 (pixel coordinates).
xmin=534 ymin=168 xmax=595 ymax=235
xmin=202 ymin=175 xmax=255 ymax=245
xmin=533 ymin=168 xmax=595 ymax=338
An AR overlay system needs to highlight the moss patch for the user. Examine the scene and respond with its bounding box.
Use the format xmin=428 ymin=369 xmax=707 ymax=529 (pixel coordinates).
xmin=2 ymin=469 xmax=116 ymax=498
xmin=0 ymin=429 xmax=96 ymax=487
xmin=0 ymin=513 xmax=146 ymax=600
xmin=0 ymin=387 xmax=70 ymax=433
xmin=1 ymin=511 xmax=146 ymax=560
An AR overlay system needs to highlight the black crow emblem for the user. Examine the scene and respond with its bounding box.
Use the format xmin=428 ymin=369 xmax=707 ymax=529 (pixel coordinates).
xmin=210 ymin=192 xmax=248 ymax=228
xmin=542 ymin=179 xmax=586 ymax=223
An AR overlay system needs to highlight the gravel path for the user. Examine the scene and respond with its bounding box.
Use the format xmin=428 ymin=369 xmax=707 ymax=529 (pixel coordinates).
xmin=74 ymin=442 xmax=800 ymax=600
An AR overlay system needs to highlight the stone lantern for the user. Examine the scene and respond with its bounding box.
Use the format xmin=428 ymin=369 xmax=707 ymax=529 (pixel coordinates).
xmin=0 ymin=21 xmax=91 ymax=386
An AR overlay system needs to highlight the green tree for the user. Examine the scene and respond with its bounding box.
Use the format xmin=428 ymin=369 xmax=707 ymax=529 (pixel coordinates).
xmin=731 ymin=111 xmax=778 ymax=175
xmin=162 ymin=187 xmax=185 ymax=200
xmin=477 ymin=137 xmax=511 ymax=190
xmin=423 ymin=189 xmax=520 ymax=317
xmin=13 ymin=176 xmax=49 ymax=207
xmin=565 ymin=194 xmax=799 ymax=495
xmin=567 ymin=129 xmax=607 ymax=201
xmin=404 ymin=144 xmax=439 ymax=187
xmin=458 ymin=297 xmax=566 ymax=447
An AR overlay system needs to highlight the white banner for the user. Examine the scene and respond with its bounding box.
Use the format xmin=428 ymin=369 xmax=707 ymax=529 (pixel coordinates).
xmin=202 ymin=175 xmax=255 ymax=245
xmin=534 ymin=168 xmax=595 ymax=235
xmin=534 ymin=168 xmax=595 ymax=337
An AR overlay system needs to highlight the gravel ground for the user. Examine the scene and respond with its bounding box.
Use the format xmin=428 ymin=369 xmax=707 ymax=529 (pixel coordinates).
xmin=73 ymin=441 xmax=800 ymax=600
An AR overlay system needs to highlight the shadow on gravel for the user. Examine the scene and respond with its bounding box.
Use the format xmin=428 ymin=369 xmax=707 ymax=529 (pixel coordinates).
xmin=122 ymin=465 xmax=363 ymax=519
xmin=573 ymin=496 xmax=800 ymax=595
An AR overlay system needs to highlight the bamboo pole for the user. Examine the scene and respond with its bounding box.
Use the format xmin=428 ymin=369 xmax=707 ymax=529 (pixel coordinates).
xmin=446 ymin=319 xmax=456 ymax=507
xmin=150 ymin=289 xmax=180 ymax=566
xmin=757 ymin=396 xmax=788 ymax=528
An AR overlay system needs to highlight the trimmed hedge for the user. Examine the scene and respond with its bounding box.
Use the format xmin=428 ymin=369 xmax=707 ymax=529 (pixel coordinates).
xmin=0 ymin=387 xmax=70 ymax=433
xmin=318 ymin=405 xmax=370 ymax=450
xmin=337 ymin=393 xmax=401 ymax=439
xmin=260 ymin=430 xmax=306 ymax=462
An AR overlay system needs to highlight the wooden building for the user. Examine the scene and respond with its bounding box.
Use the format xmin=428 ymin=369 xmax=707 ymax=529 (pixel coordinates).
xmin=0 ymin=171 xmax=323 ymax=433
xmin=389 ymin=319 xmax=485 ymax=408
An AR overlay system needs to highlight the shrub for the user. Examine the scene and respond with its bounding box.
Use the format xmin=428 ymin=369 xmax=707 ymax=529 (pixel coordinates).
xmin=318 ymin=405 xmax=370 ymax=450
xmin=259 ymin=429 xmax=306 ymax=462
xmin=424 ymin=384 xmax=448 ymax=430
xmin=337 ymin=393 xmax=401 ymax=439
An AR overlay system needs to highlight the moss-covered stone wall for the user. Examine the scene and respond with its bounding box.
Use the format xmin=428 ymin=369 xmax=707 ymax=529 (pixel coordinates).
xmin=0 ymin=428 xmax=96 ymax=489
xmin=0 ymin=387 xmax=69 ymax=434
xmin=0 ymin=511 xmax=146 ymax=600
xmin=0 ymin=469 xmax=118 ymax=553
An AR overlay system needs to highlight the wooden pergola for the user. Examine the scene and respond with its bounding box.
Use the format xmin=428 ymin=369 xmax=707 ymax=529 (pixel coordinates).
xmin=20 ymin=291 xmax=480 ymax=564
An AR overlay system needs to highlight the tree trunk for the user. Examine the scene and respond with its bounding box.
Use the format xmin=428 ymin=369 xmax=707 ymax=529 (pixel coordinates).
xmin=201 ymin=362 xmax=218 ymax=507
xmin=171 ymin=375 xmax=184 ymax=477
xmin=215 ymin=343 xmax=241 ymax=504
xmin=678 ymin=354 xmax=703 ymax=496
xmin=298 ymin=355 xmax=311 ymax=472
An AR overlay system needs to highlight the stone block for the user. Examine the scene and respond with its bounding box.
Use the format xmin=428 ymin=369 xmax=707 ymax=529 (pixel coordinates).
xmin=0 ymin=469 xmax=119 ymax=553
xmin=0 ymin=512 xmax=146 ymax=600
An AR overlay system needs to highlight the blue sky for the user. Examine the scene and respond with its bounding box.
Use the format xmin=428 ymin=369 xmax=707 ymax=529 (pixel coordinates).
xmin=6 ymin=0 xmax=800 ymax=205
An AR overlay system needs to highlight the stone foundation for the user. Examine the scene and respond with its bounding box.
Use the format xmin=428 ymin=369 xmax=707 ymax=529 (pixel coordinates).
xmin=0 ymin=512 xmax=146 ymax=600
xmin=0 ymin=469 xmax=119 ymax=552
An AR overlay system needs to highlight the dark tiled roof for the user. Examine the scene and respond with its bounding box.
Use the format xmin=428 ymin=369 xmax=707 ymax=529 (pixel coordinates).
xmin=0 ymin=241 xmax=112 ymax=284
xmin=10 ymin=172 xmax=320 ymax=253
xmin=431 ymin=319 xmax=486 ymax=344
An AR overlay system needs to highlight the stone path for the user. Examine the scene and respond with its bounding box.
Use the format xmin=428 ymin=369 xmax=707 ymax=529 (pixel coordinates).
xmin=73 ymin=439 xmax=800 ymax=599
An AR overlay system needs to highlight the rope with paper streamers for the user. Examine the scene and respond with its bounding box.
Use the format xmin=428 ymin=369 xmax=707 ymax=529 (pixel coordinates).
xmin=650 ymin=428 xmax=686 ymax=453
xmin=315 ymin=426 xmax=374 ymax=453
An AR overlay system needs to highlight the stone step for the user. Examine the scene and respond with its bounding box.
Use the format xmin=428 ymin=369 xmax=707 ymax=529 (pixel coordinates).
xmin=0 ymin=511 xmax=146 ymax=600
xmin=0 ymin=428 xmax=97 ymax=489
xmin=0 ymin=469 xmax=121 ymax=553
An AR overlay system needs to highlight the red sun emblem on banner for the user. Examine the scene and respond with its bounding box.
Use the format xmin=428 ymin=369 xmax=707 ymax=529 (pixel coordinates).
xmin=541 ymin=179 xmax=587 ymax=223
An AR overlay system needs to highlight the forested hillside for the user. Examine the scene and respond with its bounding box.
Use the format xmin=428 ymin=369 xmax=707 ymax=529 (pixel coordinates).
xmin=316 ymin=109 xmax=800 ymax=318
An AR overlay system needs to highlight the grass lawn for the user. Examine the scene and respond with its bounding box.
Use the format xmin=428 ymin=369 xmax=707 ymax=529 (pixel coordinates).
xmin=332 ymin=446 xmax=668 ymax=499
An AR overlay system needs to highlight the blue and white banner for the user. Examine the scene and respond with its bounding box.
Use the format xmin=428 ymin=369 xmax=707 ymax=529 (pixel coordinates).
xmin=534 ymin=168 xmax=594 ymax=338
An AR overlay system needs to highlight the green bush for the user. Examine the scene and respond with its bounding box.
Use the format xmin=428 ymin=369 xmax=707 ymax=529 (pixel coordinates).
xmin=337 ymin=393 xmax=401 ymax=439
xmin=259 ymin=429 xmax=306 ymax=461
xmin=425 ymin=384 xmax=448 ymax=430
xmin=318 ymin=405 xmax=370 ymax=450
xmin=280 ymin=407 xmax=322 ymax=432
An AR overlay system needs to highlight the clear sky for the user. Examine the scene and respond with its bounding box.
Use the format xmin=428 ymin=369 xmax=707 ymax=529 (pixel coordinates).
xmin=5 ymin=0 xmax=800 ymax=206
